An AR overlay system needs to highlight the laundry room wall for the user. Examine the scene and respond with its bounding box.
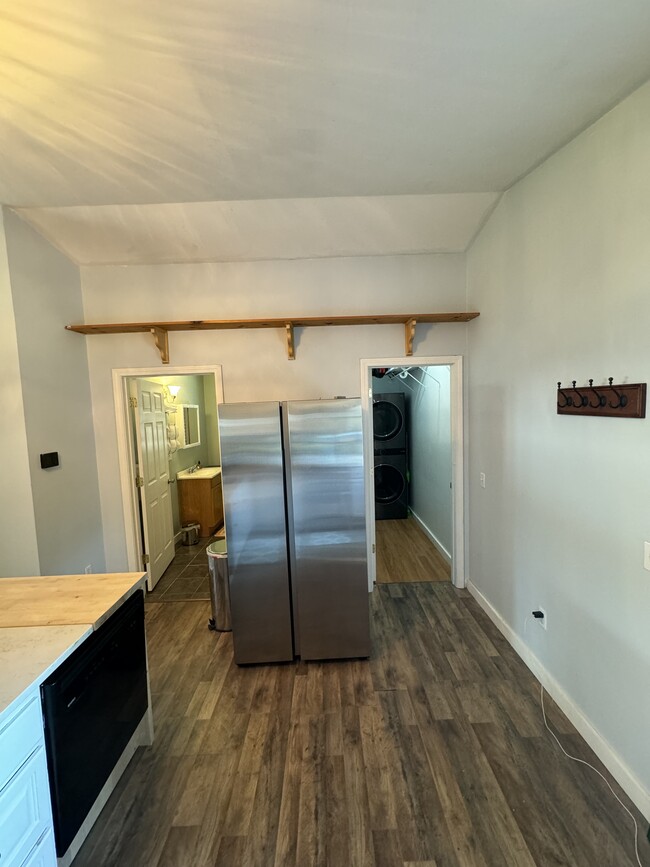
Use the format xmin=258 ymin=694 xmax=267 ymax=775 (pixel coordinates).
xmin=407 ymin=365 xmax=453 ymax=559
xmin=372 ymin=366 xmax=452 ymax=558
xmin=80 ymin=253 xmax=469 ymax=570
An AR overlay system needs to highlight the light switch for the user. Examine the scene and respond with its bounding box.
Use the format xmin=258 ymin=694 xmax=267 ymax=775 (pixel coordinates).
xmin=644 ymin=541 xmax=650 ymax=571
xmin=480 ymin=472 xmax=486 ymax=489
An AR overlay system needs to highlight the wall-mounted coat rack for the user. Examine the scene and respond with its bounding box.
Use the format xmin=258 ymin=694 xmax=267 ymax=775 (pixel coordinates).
xmin=556 ymin=379 xmax=646 ymax=418
xmin=66 ymin=312 xmax=480 ymax=363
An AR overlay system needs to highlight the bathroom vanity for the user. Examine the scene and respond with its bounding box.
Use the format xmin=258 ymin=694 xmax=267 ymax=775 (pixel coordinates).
xmin=177 ymin=466 xmax=224 ymax=536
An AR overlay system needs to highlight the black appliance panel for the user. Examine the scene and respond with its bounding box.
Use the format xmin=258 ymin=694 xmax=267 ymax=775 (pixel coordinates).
xmin=372 ymin=393 xmax=407 ymax=451
xmin=374 ymin=453 xmax=408 ymax=520
xmin=41 ymin=590 xmax=148 ymax=857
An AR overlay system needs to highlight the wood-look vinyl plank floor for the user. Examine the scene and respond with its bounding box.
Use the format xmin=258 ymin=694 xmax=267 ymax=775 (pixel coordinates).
xmin=72 ymin=586 xmax=649 ymax=867
xmin=376 ymin=517 xmax=451 ymax=584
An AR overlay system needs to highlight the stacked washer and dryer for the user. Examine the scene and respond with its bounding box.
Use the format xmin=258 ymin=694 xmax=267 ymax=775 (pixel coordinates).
xmin=373 ymin=392 xmax=409 ymax=519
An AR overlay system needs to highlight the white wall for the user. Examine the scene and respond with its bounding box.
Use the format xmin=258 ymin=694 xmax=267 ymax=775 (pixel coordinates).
xmin=467 ymin=82 xmax=650 ymax=814
xmin=0 ymin=210 xmax=40 ymax=577
xmin=407 ymin=366 xmax=452 ymax=556
xmin=203 ymin=375 xmax=221 ymax=467
xmin=4 ymin=209 xmax=106 ymax=575
xmin=80 ymin=253 xmax=467 ymax=570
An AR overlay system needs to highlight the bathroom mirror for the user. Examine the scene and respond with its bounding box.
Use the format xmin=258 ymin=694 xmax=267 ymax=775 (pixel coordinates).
xmin=179 ymin=404 xmax=201 ymax=448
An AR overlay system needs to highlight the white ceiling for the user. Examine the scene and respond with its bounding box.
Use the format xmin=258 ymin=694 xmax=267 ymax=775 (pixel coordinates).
xmin=1 ymin=1 xmax=650 ymax=208
xmin=14 ymin=194 xmax=499 ymax=264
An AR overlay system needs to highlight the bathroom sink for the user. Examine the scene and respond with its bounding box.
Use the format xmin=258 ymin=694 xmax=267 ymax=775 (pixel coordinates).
xmin=176 ymin=467 xmax=221 ymax=480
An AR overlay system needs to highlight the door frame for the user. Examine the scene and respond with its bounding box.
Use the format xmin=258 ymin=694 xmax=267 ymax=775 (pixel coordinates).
xmin=360 ymin=355 xmax=465 ymax=590
xmin=113 ymin=365 xmax=225 ymax=588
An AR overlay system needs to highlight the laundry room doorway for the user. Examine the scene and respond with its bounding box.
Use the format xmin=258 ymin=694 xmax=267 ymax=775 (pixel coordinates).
xmin=360 ymin=356 xmax=465 ymax=590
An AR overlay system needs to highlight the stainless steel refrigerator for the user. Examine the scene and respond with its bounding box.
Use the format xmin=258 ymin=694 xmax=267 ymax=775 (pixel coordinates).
xmin=219 ymin=399 xmax=370 ymax=664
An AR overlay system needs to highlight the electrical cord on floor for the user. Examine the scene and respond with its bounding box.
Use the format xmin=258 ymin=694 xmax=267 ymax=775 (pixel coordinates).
xmin=540 ymin=683 xmax=643 ymax=867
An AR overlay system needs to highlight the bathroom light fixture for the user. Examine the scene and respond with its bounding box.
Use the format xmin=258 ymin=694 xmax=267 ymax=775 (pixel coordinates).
xmin=164 ymin=384 xmax=181 ymax=402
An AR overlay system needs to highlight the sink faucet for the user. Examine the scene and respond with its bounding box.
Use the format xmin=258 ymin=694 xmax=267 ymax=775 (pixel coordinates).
xmin=188 ymin=461 xmax=201 ymax=474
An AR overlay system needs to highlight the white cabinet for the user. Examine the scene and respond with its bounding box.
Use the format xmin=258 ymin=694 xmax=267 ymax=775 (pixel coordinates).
xmin=0 ymin=695 xmax=42 ymax=788
xmin=21 ymin=830 xmax=56 ymax=867
xmin=0 ymin=695 xmax=56 ymax=867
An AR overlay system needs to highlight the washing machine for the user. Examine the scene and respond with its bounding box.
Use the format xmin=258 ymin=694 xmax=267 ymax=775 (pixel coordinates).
xmin=373 ymin=393 xmax=407 ymax=452
xmin=374 ymin=453 xmax=408 ymax=520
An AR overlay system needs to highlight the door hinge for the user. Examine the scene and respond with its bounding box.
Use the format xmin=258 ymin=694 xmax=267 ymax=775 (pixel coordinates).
xmin=142 ymin=553 xmax=150 ymax=565
xmin=372 ymin=543 xmax=376 ymax=554
xmin=368 ymin=387 xmax=373 ymax=398
xmin=129 ymin=396 xmax=138 ymax=408
xmin=135 ymin=476 xmax=144 ymax=488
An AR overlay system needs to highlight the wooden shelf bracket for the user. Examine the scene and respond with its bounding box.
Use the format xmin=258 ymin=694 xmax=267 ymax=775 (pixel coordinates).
xmin=285 ymin=322 xmax=295 ymax=361
xmin=151 ymin=327 xmax=169 ymax=364
xmin=405 ymin=318 xmax=417 ymax=356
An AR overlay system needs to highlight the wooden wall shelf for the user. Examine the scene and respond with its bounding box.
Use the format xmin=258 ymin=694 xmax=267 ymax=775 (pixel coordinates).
xmin=66 ymin=312 xmax=480 ymax=363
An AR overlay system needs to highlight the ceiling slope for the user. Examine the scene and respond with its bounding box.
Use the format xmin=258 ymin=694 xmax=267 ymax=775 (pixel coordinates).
xmin=1 ymin=0 xmax=650 ymax=207
xmin=14 ymin=194 xmax=500 ymax=264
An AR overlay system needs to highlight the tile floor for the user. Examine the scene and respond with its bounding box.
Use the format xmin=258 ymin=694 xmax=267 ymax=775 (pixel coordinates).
xmin=146 ymin=538 xmax=212 ymax=602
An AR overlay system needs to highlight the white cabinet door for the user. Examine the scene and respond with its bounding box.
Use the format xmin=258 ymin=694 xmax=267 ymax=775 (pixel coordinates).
xmin=21 ymin=829 xmax=56 ymax=867
xmin=0 ymin=748 xmax=53 ymax=867
xmin=0 ymin=697 xmax=42 ymax=790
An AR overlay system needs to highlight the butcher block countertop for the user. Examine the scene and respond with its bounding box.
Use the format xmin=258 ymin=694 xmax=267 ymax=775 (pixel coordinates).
xmin=0 ymin=572 xmax=147 ymax=629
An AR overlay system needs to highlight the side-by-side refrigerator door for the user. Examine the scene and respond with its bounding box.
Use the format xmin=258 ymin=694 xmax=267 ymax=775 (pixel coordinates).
xmin=219 ymin=402 xmax=294 ymax=664
xmin=283 ymin=399 xmax=370 ymax=661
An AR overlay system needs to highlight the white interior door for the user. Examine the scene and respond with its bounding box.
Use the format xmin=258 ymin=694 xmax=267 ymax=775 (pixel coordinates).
xmin=132 ymin=379 xmax=175 ymax=589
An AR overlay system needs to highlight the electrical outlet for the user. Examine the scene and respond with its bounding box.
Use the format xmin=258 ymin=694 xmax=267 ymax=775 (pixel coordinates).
xmin=480 ymin=472 xmax=486 ymax=489
xmin=644 ymin=541 xmax=650 ymax=571
xmin=85 ymin=564 xmax=92 ymax=574
xmin=536 ymin=607 xmax=547 ymax=630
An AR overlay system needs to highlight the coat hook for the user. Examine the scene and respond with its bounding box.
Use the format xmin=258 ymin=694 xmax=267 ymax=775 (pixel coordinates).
xmin=608 ymin=378 xmax=628 ymax=409
xmin=571 ymin=381 xmax=587 ymax=407
xmin=588 ymin=379 xmax=605 ymax=409
xmin=557 ymin=382 xmax=571 ymax=408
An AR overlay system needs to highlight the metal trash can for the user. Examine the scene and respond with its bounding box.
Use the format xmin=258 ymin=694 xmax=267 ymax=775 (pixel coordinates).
xmin=207 ymin=539 xmax=231 ymax=632
xmin=181 ymin=522 xmax=200 ymax=546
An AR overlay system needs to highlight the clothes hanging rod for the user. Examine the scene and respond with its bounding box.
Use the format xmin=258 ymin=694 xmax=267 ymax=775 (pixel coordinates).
xmin=66 ymin=312 xmax=480 ymax=362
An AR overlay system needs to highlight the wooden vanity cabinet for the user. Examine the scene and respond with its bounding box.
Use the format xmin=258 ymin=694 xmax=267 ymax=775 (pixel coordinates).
xmin=178 ymin=473 xmax=224 ymax=537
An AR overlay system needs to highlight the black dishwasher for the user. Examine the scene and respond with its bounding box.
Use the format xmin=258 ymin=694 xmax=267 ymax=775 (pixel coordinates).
xmin=41 ymin=590 xmax=148 ymax=857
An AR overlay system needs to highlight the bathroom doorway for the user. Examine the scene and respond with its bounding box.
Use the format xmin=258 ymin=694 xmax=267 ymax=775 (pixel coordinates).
xmin=113 ymin=365 xmax=224 ymax=593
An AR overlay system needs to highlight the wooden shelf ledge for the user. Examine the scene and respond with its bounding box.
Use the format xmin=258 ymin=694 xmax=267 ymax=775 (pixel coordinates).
xmin=66 ymin=312 xmax=480 ymax=362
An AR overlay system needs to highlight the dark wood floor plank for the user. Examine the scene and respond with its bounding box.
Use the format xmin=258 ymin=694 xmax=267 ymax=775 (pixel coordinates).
xmin=433 ymin=717 xmax=537 ymax=867
xmin=274 ymin=719 xmax=303 ymax=867
xmin=240 ymin=711 xmax=290 ymax=867
xmin=71 ymin=587 xmax=650 ymax=867
xmin=472 ymin=719 xmax=594 ymax=867
xmin=371 ymin=829 xmax=406 ymax=867
xmin=341 ymin=705 xmax=375 ymax=867
xmin=155 ymin=825 xmax=201 ymax=867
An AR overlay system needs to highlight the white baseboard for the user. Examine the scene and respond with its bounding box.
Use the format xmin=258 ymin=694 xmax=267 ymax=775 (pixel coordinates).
xmin=466 ymin=579 xmax=650 ymax=824
xmin=410 ymin=510 xmax=452 ymax=564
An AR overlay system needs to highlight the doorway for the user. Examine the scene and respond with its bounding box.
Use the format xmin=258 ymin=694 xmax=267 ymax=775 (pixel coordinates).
xmin=113 ymin=365 xmax=224 ymax=593
xmin=360 ymin=356 xmax=465 ymax=589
